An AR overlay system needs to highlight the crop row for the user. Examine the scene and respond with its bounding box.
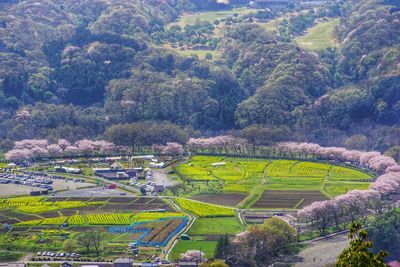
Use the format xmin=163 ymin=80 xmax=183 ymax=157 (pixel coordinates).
xmin=174 ymin=198 xmax=235 ymax=217
xmin=14 ymin=212 xmax=184 ymax=226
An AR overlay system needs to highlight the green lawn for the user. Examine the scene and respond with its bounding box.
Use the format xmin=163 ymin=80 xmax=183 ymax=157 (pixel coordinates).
xmin=295 ymin=18 xmax=340 ymax=51
xmin=173 ymin=49 xmax=221 ymax=61
xmin=170 ymin=240 xmax=217 ymax=261
xmin=258 ymin=18 xmax=282 ymax=31
xmin=177 ymin=8 xmax=255 ymax=26
xmin=188 ymin=217 xmax=244 ymax=235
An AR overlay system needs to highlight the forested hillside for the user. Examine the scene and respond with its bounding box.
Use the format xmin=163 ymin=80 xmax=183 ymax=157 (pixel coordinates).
xmin=0 ymin=0 xmax=399 ymax=155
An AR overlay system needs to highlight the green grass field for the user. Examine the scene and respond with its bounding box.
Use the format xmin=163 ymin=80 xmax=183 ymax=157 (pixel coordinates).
xmin=176 ymin=8 xmax=255 ymax=26
xmin=258 ymin=18 xmax=282 ymax=31
xmin=295 ymin=18 xmax=340 ymax=51
xmin=188 ymin=217 xmax=244 ymax=235
xmin=174 ymin=49 xmax=221 ymax=61
xmin=170 ymin=240 xmax=217 ymax=260
xmin=175 ymin=156 xmax=373 ymax=208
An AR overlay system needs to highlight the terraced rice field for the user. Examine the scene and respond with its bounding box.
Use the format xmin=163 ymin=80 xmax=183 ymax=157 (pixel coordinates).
xmin=176 ymin=156 xmax=373 ymax=208
xmin=15 ymin=212 xmax=184 ymax=226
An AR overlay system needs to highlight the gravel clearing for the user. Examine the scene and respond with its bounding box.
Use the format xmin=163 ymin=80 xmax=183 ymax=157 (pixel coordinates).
xmin=295 ymin=232 xmax=349 ymax=267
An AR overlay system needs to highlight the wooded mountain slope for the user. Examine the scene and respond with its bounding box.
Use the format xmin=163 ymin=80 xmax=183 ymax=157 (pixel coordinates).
xmin=0 ymin=0 xmax=399 ymax=154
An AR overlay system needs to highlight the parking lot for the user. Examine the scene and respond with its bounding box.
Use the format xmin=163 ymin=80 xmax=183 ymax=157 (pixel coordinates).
xmin=0 ymin=171 xmax=95 ymax=197
xmin=0 ymin=172 xmax=53 ymax=190
xmin=0 ymin=184 xmax=44 ymax=197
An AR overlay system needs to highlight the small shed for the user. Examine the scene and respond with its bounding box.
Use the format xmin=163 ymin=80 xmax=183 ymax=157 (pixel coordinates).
xmin=6 ymin=163 xmax=17 ymax=168
xmin=111 ymin=162 xmax=123 ymax=170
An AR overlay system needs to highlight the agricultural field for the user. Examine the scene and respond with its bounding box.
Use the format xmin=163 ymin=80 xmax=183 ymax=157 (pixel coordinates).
xmin=190 ymin=193 xmax=246 ymax=207
xmin=188 ymin=217 xmax=244 ymax=235
xmin=251 ymin=190 xmax=328 ymax=209
xmin=295 ymin=18 xmax=340 ymax=51
xmin=175 ymin=156 xmax=373 ymax=209
xmin=174 ymin=198 xmax=235 ymax=217
xmin=15 ymin=212 xmax=184 ymax=226
xmin=0 ymin=193 xmax=190 ymax=262
xmin=0 ymin=196 xmax=105 ymax=214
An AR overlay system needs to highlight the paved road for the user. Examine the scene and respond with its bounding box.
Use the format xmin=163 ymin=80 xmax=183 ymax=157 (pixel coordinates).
xmin=294 ymin=232 xmax=349 ymax=267
xmin=54 ymin=173 xmax=139 ymax=194
xmin=153 ymin=170 xmax=179 ymax=187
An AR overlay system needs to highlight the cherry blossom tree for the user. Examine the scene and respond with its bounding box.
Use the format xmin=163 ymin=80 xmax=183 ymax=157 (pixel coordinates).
xmin=187 ymin=135 xmax=246 ymax=148
xmin=65 ymin=146 xmax=79 ymax=156
xmin=153 ymin=142 xmax=184 ymax=155
xmin=5 ymin=149 xmax=32 ymax=161
xmin=75 ymin=139 xmax=95 ymax=155
xmin=14 ymin=109 xmax=31 ymax=122
xmin=278 ymin=142 xmax=400 ymax=173
xmin=30 ymin=147 xmax=49 ymax=159
xmin=14 ymin=139 xmax=48 ymax=150
xmin=180 ymin=250 xmax=206 ymax=262
xmin=58 ymin=139 xmax=71 ymax=150
xmin=92 ymin=140 xmax=116 ymax=154
xmin=298 ymin=200 xmax=332 ymax=236
xmin=47 ymin=144 xmax=63 ymax=157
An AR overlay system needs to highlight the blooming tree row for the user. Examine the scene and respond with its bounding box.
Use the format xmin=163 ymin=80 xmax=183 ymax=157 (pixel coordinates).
xmin=5 ymin=139 xmax=120 ymax=161
xmin=152 ymin=142 xmax=184 ymax=155
xmin=279 ymin=142 xmax=400 ymax=236
xmin=278 ymin=142 xmax=398 ymax=173
xmin=187 ymin=135 xmax=247 ymax=148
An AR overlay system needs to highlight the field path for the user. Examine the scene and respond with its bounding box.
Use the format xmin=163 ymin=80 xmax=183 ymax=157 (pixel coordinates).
xmin=294 ymin=232 xmax=349 ymax=267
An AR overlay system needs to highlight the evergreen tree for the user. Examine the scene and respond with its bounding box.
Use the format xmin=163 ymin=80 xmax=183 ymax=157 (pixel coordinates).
xmin=336 ymin=222 xmax=389 ymax=267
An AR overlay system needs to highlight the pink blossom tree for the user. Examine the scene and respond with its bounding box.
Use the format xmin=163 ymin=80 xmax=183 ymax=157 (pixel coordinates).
xmin=153 ymin=142 xmax=184 ymax=155
xmin=180 ymin=250 xmax=206 ymax=262
xmin=30 ymin=147 xmax=49 ymax=159
xmin=297 ymin=201 xmax=332 ymax=236
xmin=47 ymin=144 xmax=63 ymax=157
xmin=65 ymin=146 xmax=79 ymax=156
xmin=75 ymin=139 xmax=95 ymax=155
xmin=187 ymin=135 xmax=246 ymax=148
xmin=5 ymin=149 xmax=32 ymax=162
xmin=58 ymin=139 xmax=71 ymax=150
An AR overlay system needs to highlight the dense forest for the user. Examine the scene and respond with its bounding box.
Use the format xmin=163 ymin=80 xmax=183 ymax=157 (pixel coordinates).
xmin=0 ymin=0 xmax=399 ymax=156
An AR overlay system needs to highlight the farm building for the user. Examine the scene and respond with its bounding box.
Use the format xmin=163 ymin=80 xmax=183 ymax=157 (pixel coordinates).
xmin=94 ymin=168 xmax=140 ymax=180
xmin=110 ymin=161 xmax=123 ymax=170
xmin=130 ymin=155 xmax=155 ymax=160
xmin=54 ymin=166 xmax=82 ymax=174
xmin=149 ymin=162 xmax=165 ymax=168
xmin=114 ymin=258 xmax=133 ymax=267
